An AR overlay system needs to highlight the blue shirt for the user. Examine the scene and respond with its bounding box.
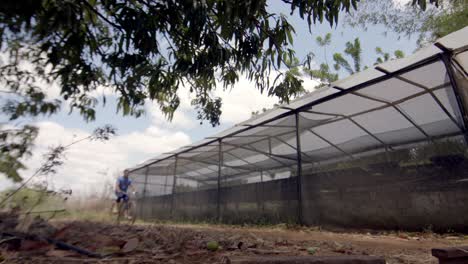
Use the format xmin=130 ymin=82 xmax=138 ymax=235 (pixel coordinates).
xmin=117 ymin=176 xmax=132 ymax=192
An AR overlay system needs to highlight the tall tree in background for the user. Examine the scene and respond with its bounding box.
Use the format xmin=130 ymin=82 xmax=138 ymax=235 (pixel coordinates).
xmin=306 ymin=33 xmax=337 ymax=87
xmin=375 ymin=47 xmax=405 ymax=64
xmin=345 ymin=0 xmax=467 ymax=47
xmin=307 ymin=33 xmax=405 ymax=86
xmin=0 ymin=0 xmax=438 ymax=182
xmin=333 ymin=38 xmax=362 ymax=75
xmin=316 ymin=33 xmax=332 ymax=65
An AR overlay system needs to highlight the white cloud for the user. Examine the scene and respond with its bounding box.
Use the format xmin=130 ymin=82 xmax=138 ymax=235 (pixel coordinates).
xmin=158 ymin=72 xmax=321 ymax=126
xmin=147 ymin=104 xmax=196 ymax=130
xmin=216 ymin=74 xmax=320 ymax=124
xmin=216 ymin=81 xmax=278 ymax=124
xmin=0 ymin=120 xmax=191 ymax=196
xmin=115 ymin=127 xmax=191 ymax=155
xmin=144 ymin=73 xmax=320 ymax=127
xmin=392 ymin=0 xmax=410 ymax=4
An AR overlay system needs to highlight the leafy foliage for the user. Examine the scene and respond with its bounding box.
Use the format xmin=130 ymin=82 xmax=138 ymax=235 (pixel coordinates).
xmin=0 ymin=0 xmax=436 ymax=125
xmin=307 ymin=63 xmax=338 ymax=86
xmin=345 ymin=0 xmax=465 ymax=47
xmin=305 ymin=33 xmax=337 ymax=87
xmin=0 ymin=125 xmax=38 ymax=182
xmin=375 ymin=47 xmax=405 ymax=64
xmin=421 ymin=0 xmax=468 ymax=40
xmin=0 ymin=186 xmax=67 ymax=211
xmin=90 ymin=124 xmax=117 ymax=141
xmin=332 ymin=38 xmax=362 ymax=75
xmin=0 ymin=1 xmax=359 ymax=180
xmin=316 ymin=32 xmax=332 ymax=64
xmin=0 ymin=0 xmax=361 ymax=127
xmin=0 ymin=0 xmax=438 ymax=183
xmin=316 ymin=33 xmax=332 ymax=47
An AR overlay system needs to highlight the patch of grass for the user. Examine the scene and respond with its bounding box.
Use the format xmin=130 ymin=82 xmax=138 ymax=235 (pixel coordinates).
xmin=57 ymin=209 xmax=115 ymax=222
xmin=53 ymin=197 xmax=117 ymax=223
xmin=0 ymin=187 xmax=66 ymax=213
xmin=422 ymin=224 xmax=434 ymax=235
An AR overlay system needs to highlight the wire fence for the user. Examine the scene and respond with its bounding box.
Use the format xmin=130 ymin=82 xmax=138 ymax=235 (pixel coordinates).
xmin=129 ymin=28 xmax=468 ymax=231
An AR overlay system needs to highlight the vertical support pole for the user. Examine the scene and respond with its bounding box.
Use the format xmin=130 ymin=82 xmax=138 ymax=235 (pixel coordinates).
xmin=170 ymin=155 xmax=178 ymax=218
xmin=295 ymin=112 xmax=303 ymax=225
xmin=441 ymin=53 xmax=468 ymax=137
xmin=197 ymin=181 xmax=202 ymax=214
xmin=140 ymin=166 xmax=149 ymax=219
xmin=217 ymin=139 xmax=222 ymax=222
xmin=163 ymin=169 xmax=169 ymax=211
xmin=268 ymin=137 xmax=272 ymax=155
xmin=260 ymin=170 xmax=265 ymax=214
xmin=256 ymin=171 xmax=261 ymax=211
xmin=142 ymin=166 xmax=149 ymax=197
xmin=163 ymin=172 xmax=168 ymax=195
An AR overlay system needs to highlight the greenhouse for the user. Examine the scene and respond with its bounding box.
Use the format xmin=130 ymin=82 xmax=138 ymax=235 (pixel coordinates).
xmin=128 ymin=27 xmax=468 ymax=231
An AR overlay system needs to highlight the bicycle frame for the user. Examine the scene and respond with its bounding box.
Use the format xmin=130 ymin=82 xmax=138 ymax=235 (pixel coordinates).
xmin=116 ymin=192 xmax=137 ymax=225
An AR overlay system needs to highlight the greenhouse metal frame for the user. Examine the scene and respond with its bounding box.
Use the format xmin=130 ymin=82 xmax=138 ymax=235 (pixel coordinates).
xmin=128 ymin=27 xmax=468 ymax=230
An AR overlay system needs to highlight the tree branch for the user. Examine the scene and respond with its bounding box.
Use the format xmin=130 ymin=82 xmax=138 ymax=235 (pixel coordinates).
xmin=79 ymin=0 xmax=124 ymax=32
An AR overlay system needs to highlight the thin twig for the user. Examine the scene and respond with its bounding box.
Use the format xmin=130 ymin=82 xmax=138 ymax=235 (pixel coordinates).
xmin=0 ymin=90 xmax=19 ymax=94
xmin=22 ymin=209 xmax=67 ymax=215
xmin=0 ymin=169 xmax=43 ymax=207
xmin=456 ymin=247 xmax=468 ymax=254
xmin=0 ymin=134 xmax=93 ymax=206
xmin=0 ymin=237 xmax=20 ymax=245
xmin=1 ymin=231 xmax=102 ymax=258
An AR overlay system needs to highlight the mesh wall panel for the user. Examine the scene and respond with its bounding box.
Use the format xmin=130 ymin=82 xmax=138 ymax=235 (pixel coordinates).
xmin=219 ymin=115 xmax=299 ymax=224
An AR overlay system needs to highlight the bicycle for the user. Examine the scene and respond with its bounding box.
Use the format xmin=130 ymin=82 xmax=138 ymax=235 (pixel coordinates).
xmin=114 ymin=191 xmax=137 ymax=225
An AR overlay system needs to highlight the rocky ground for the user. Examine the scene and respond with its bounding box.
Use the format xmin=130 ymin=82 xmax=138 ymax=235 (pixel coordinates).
xmin=1 ymin=214 xmax=467 ymax=263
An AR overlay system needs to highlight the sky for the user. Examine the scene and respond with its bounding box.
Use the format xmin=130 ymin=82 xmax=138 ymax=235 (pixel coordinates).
xmin=0 ymin=0 xmax=420 ymax=196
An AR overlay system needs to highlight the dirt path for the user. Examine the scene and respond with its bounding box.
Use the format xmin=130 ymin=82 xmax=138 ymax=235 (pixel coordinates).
xmin=2 ymin=220 xmax=467 ymax=263
xmin=160 ymin=223 xmax=468 ymax=263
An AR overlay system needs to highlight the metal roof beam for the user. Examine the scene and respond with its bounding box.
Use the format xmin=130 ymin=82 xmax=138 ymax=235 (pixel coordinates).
xmin=222 ymin=141 xmax=297 ymax=163
xmin=130 ymin=53 xmax=443 ymax=172
xmin=375 ymin=66 xmax=464 ymax=132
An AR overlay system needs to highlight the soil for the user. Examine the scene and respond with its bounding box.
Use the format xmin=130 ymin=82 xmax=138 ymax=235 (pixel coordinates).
xmin=1 ymin=220 xmax=467 ymax=263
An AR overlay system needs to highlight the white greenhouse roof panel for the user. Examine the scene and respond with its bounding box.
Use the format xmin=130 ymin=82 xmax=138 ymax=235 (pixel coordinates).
xmin=238 ymin=107 xmax=289 ymax=126
xmin=287 ymin=86 xmax=340 ymax=109
xmin=454 ymin=50 xmax=468 ymax=73
xmin=398 ymin=60 xmax=448 ymax=89
xmin=435 ymin=26 xmax=468 ymax=51
xmin=129 ymin=27 xmax=468 ymax=175
xmin=378 ymin=45 xmax=442 ymax=74
xmin=331 ymin=68 xmax=385 ymax=89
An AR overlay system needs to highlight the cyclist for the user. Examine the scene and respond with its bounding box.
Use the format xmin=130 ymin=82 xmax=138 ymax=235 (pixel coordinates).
xmin=112 ymin=169 xmax=135 ymax=218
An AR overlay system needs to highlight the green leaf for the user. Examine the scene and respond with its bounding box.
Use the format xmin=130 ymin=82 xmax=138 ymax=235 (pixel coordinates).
xmin=286 ymin=29 xmax=294 ymax=44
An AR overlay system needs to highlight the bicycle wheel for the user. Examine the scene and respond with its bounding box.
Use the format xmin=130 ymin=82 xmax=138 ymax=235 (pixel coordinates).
xmin=116 ymin=201 xmax=126 ymax=225
xmin=127 ymin=201 xmax=137 ymax=225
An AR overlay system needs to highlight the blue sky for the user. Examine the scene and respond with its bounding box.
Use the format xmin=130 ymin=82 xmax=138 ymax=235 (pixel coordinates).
xmin=1 ymin=0 xmax=421 ymax=195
